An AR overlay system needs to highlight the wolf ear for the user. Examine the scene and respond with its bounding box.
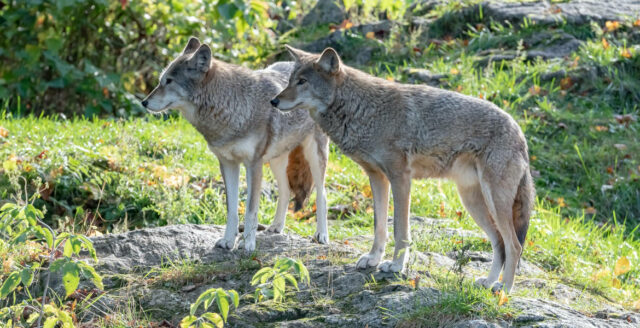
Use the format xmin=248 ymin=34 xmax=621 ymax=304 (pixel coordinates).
xmin=314 ymin=47 xmax=341 ymax=74
xmin=284 ymin=45 xmax=305 ymax=62
xmin=193 ymin=44 xmax=212 ymax=72
xmin=183 ymin=37 xmax=201 ymax=54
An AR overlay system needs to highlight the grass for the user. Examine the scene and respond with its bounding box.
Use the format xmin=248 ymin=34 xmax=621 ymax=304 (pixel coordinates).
xmin=1 ymin=0 xmax=640 ymax=325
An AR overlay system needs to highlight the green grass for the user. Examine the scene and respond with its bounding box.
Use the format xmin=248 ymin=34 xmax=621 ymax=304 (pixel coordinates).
xmin=2 ymin=0 xmax=640 ymax=325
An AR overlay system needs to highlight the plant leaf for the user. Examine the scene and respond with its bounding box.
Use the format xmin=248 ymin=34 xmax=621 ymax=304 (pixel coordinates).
xmin=20 ymin=267 xmax=34 ymax=286
xmin=202 ymin=312 xmax=223 ymax=328
xmin=61 ymin=261 xmax=80 ymax=297
xmin=0 ymin=271 xmax=21 ymax=298
xmin=180 ymin=315 xmax=198 ymax=328
xmin=215 ymin=288 xmax=229 ymax=322
xmin=229 ymin=289 xmax=239 ymax=308
xmin=614 ymin=256 xmax=630 ymax=276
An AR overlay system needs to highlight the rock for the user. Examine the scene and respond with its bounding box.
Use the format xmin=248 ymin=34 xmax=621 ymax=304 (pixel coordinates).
xmin=512 ymin=298 xmax=639 ymax=327
xmin=480 ymin=0 xmax=640 ymax=26
xmin=474 ymin=31 xmax=583 ymax=65
xmin=301 ymin=0 xmax=346 ymax=26
xmin=404 ymin=68 xmax=449 ymax=86
xmin=58 ymin=223 xmax=637 ymax=327
xmin=300 ymin=21 xmax=393 ymax=65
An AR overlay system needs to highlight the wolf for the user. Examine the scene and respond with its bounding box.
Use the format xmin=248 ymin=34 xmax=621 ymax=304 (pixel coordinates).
xmin=141 ymin=38 xmax=330 ymax=252
xmin=271 ymin=46 xmax=535 ymax=292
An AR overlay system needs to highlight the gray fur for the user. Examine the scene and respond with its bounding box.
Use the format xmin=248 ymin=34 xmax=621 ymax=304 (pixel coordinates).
xmin=273 ymin=46 xmax=535 ymax=293
xmin=141 ymin=39 xmax=330 ymax=251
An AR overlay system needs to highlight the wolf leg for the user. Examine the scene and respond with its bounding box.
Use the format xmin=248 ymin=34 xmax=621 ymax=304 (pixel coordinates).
xmin=457 ymin=183 xmax=505 ymax=289
xmin=379 ymin=171 xmax=411 ymax=273
xmin=267 ymin=152 xmax=290 ymax=234
xmin=304 ymin=135 xmax=329 ymax=244
xmin=356 ymin=169 xmax=389 ymax=269
xmin=216 ymin=159 xmax=240 ymax=250
xmin=479 ymin=167 xmax=521 ymax=293
xmin=243 ymin=160 xmax=263 ymax=252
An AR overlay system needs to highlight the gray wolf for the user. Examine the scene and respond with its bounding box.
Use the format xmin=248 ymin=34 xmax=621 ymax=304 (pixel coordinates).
xmin=141 ymin=38 xmax=330 ymax=252
xmin=271 ymin=46 xmax=534 ymax=292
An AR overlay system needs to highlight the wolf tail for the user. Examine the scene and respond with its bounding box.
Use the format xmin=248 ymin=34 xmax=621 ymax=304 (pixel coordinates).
xmin=513 ymin=169 xmax=535 ymax=248
xmin=287 ymin=145 xmax=314 ymax=212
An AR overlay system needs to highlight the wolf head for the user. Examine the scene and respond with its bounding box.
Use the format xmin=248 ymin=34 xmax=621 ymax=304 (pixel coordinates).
xmin=141 ymin=37 xmax=211 ymax=113
xmin=270 ymin=45 xmax=343 ymax=115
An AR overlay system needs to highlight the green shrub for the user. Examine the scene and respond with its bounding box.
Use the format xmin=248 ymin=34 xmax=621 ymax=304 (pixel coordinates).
xmin=0 ymin=0 xmax=276 ymax=117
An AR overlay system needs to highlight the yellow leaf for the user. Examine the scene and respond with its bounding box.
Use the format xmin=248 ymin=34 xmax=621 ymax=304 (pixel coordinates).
xmin=0 ymin=126 xmax=8 ymax=138
xmin=634 ymin=19 xmax=640 ymax=27
xmin=2 ymin=158 xmax=17 ymax=172
xmin=591 ymin=268 xmax=611 ymax=282
xmin=450 ymin=68 xmax=459 ymax=75
xmin=614 ymin=256 xmax=630 ymax=276
xmin=386 ymin=76 xmax=394 ymax=81
xmin=556 ymin=197 xmax=566 ymax=208
xmin=498 ymin=290 xmax=509 ymax=306
xmin=365 ymin=31 xmax=375 ymax=39
xmin=621 ymin=48 xmax=632 ymax=58
xmin=602 ymin=38 xmax=610 ymax=49
xmin=605 ymin=20 xmax=620 ymax=32
xmin=362 ymin=185 xmax=372 ymax=198
xmin=632 ymin=299 xmax=640 ymax=310
xmin=612 ymin=277 xmax=621 ymax=289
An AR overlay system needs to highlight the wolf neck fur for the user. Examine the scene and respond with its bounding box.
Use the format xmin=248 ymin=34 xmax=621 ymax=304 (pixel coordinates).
xmin=188 ymin=60 xmax=258 ymax=145
xmin=318 ymin=67 xmax=397 ymax=153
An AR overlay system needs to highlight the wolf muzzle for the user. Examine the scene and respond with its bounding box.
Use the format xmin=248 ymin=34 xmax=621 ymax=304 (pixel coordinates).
xmin=270 ymin=98 xmax=280 ymax=107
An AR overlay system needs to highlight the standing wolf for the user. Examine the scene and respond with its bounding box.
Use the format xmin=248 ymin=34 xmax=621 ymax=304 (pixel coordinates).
xmin=141 ymin=38 xmax=330 ymax=252
xmin=271 ymin=46 xmax=534 ymax=292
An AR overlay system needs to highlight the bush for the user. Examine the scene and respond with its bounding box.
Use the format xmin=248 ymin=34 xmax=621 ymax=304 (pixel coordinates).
xmin=0 ymin=0 xmax=278 ymax=117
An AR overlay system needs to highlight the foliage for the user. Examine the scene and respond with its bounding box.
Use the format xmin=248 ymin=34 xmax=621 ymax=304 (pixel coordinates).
xmin=0 ymin=0 xmax=276 ymax=117
xmin=180 ymin=288 xmax=239 ymax=328
xmin=251 ymin=257 xmax=310 ymax=303
xmin=0 ymin=175 xmax=101 ymax=327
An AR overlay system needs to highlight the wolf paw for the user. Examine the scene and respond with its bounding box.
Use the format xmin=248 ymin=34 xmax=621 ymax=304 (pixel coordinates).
xmin=313 ymin=231 xmax=329 ymax=244
xmin=379 ymin=260 xmax=404 ymax=273
xmin=490 ymin=281 xmax=504 ymax=293
xmin=356 ymin=253 xmax=381 ymax=269
xmin=475 ymin=277 xmax=492 ymax=288
xmin=215 ymin=237 xmax=236 ymax=250
xmin=266 ymin=224 xmax=283 ymax=234
xmin=243 ymin=237 xmax=256 ymax=253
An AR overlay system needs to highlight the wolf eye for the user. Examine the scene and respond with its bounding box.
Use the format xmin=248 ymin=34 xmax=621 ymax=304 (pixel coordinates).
xmin=297 ymin=78 xmax=307 ymax=85
xmin=166 ymin=78 xmax=173 ymax=85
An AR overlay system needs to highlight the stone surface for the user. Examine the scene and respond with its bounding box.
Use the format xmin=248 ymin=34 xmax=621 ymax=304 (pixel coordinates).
xmin=301 ymin=0 xmax=347 ymax=26
xmin=479 ymin=0 xmax=640 ymax=25
xmin=60 ymin=223 xmax=640 ymax=327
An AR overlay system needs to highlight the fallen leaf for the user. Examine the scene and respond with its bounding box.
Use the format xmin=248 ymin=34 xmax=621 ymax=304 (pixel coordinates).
xmin=634 ymin=19 xmax=640 ymax=27
xmin=602 ymin=38 xmax=610 ymax=49
xmin=632 ymin=299 xmax=640 ymax=310
xmin=594 ymin=125 xmax=608 ymax=132
xmin=498 ymin=290 xmax=509 ymax=306
xmin=386 ymin=76 xmax=394 ymax=81
xmin=529 ymin=85 xmax=541 ymax=95
xmin=612 ymin=277 xmax=622 ymax=288
xmin=560 ymin=77 xmax=573 ymax=90
xmin=450 ymin=68 xmax=459 ymax=75
xmin=0 ymin=126 xmax=8 ymax=138
xmin=614 ymin=114 xmax=636 ymax=125
xmin=456 ymin=85 xmax=463 ymax=92
xmin=605 ymin=20 xmax=620 ymax=32
xmin=439 ymin=202 xmax=446 ymax=218
xmin=365 ymin=31 xmax=375 ymax=39
xmin=556 ymin=197 xmax=566 ymax=208
xmin=585 ymin=207 xmax=597 ymax=214
xmin=614 ymin=256 xmax=630 ymax=276
xmin=591 ymin=268 xmax=611 ymax=282
xmin=621 ymin=48 xmax=632 ymax=58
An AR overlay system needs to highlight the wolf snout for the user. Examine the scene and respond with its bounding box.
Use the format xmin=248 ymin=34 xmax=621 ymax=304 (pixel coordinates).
xmin=141 ymin=100 xmax=149 ymax=108
xmin=270 ymin=98 xmax=280 ymax=107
